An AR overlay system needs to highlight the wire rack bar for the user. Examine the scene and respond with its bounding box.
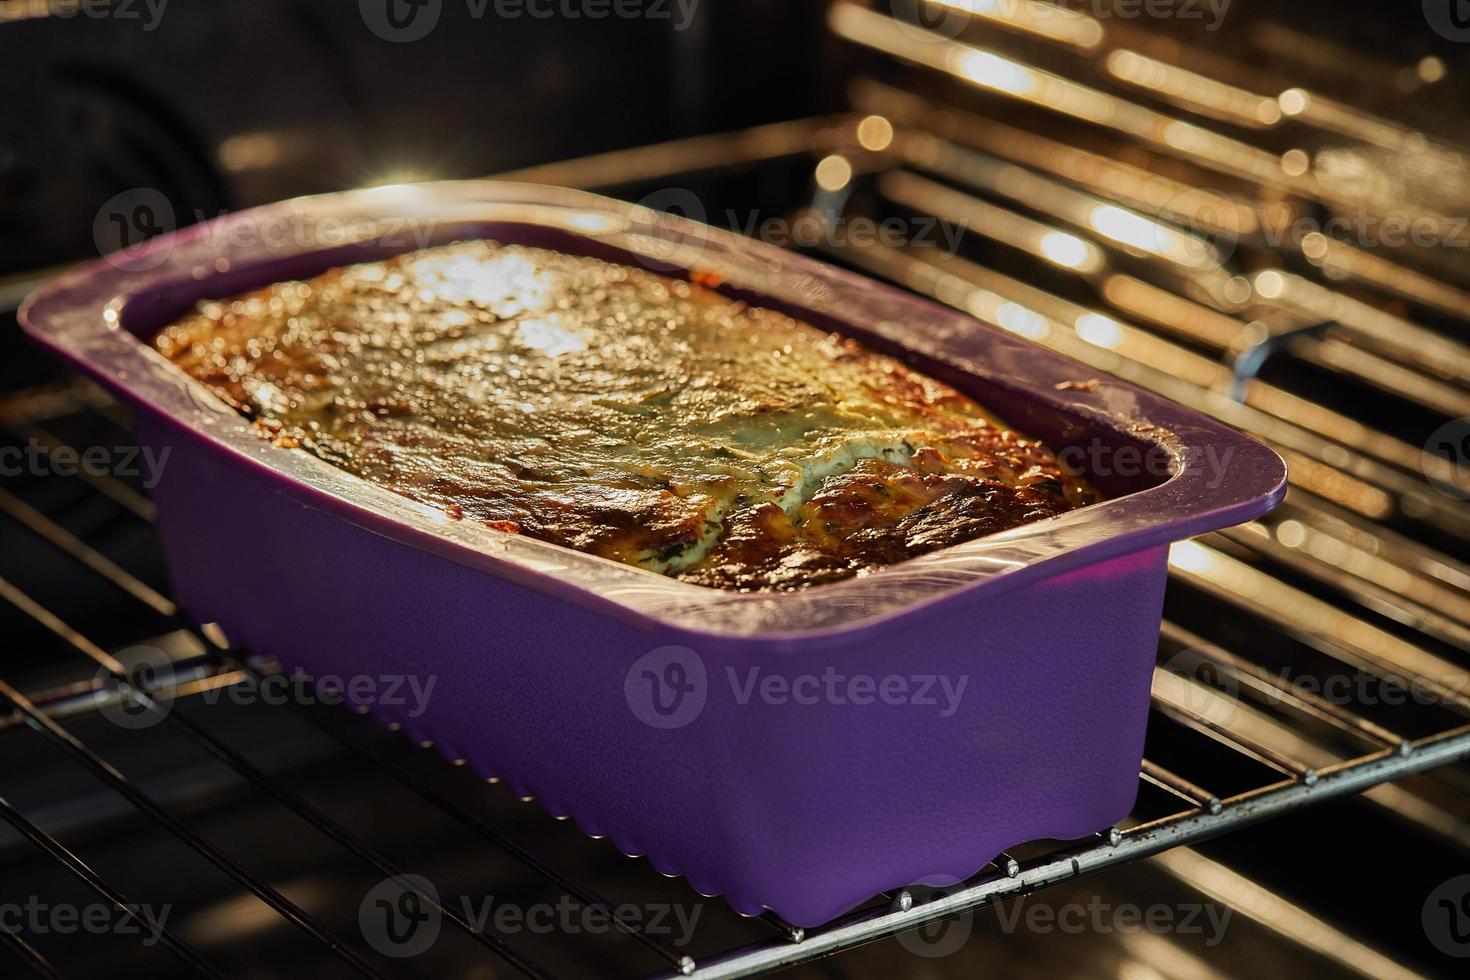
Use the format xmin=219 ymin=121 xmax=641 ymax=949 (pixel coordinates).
xmin=0 ymin=381 xmax=111 ymax=428
xmin=0 ymin=579 xmax=555 ymax=980
xmin=1158 ymin=621 xmax=1409 ymax=752
xmin=1149 ymin=688 xmax=1318 ymax=783
xmin=219 ymin=651 xmax=698 ymax=976
xmin=0 ymin=928 xmax=63 ymax=980
xmin=0 ymin=653 xmax=240 ymax=736
xmin=1139 ymin=760 xmax=1221 ymax=815
xmin=675 ymin=725 xmax=1470 ymax=979
xmin=0 ymin=677 xmax=388 ymax=980
xmin=0 ymin=793 xmax=221 ymax=978
xmin=1 ymin=424 xmax=154 ymax=522
xmin=0 ymin=465 xmax=699 ymax=976
xmin=0 ymin=487 xmax=175 ymax=617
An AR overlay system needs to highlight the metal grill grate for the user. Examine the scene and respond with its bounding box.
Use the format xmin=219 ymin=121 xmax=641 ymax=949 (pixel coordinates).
xmin=4 ymin=4 xmax=1470 ymax=974
xmin=3 ymin=377 xmax=1467 ymax=979
xmin=2 ymin=261 xmax=1467 ymax=978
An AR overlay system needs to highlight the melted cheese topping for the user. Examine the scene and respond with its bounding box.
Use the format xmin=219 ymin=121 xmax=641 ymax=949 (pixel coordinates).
xmin=155 ymin=241 xmax=1095 ymax=591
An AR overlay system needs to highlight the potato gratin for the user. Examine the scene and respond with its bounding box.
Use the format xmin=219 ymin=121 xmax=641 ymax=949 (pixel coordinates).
xmin=155 ymin=241 xmax=1096 ymax=590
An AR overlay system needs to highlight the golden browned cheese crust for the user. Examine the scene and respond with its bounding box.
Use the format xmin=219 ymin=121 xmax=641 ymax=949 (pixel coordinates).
xmin=154 ymin=241 xmax=1095 ymax=591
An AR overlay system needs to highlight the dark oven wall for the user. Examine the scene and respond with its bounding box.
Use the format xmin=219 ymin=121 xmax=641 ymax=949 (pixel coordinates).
xmin=0 ymin=0 xmax=834 ymax=278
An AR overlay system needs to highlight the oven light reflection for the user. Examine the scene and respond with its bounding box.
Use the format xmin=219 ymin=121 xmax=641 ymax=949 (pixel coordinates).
xmin=1087 ymin=205 xmax=1160 ymax=253
xmin=1038 ymin=231 xmax=1092 ymax=269
xmin=1169 ymin=540 xmax=1217 ymax=574
xmin=994 ymin=301 xmax=1049 ymax=340
xmin=815 ymin=154 xmax=854 ymax=192
xmin=928 ymin=0 xmax=1105 ymax=50
xmin=952 ymin=49 xmax=1035 ymax=96
xmin=856 ymin=114 xmax=895 ymax=151
xmin=1075 ymin=313 xmax=1123 ymax=349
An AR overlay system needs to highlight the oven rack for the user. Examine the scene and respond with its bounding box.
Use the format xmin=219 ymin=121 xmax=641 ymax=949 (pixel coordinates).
xmin=0 ymin=340 xmax=1467 ymax=980
xmin=5 ymin=56 xmax=1470 ymax=975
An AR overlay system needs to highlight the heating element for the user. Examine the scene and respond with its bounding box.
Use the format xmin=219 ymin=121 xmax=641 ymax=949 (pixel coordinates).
xmin=1 ymin=2 xmax=1469 ymax=977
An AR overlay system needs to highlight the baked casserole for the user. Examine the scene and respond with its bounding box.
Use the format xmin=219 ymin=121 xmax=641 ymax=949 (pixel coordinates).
xmin=154 ymin=241 xmax=1096 ymax=590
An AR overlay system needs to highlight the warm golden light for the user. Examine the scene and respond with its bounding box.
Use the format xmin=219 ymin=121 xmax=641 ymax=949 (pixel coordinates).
xmin=830 ymin=2 xmax=1288 ymax=186
xmin=1278 ymin=88 xmax=1310 ymax=116
xmin=1300 ymin=232 xmax=1330 ymax=262
xmin=953 ymin=49 xmax=1036 ymax=95
xmin=1075 ymin=313 xmax=1123 ymax=349
xmin=1086 ymin=204 xmax=1187 ymax=258
xmin=1038 ymin=231 xmax=1092 ymax=269
xmin=516 ymin=316 xmax=585 ymax=358
xmin=995 ymin=301 xmax=1050 ymax=340
xmin=815 ymin=154 xmax=854 ymax=191
xmin=1275 ymin=520 xmax=1307 ymax=549
xmin=1418 ymin=56 xmax=1447 ymax=84
xmin=218 ymin=133 xmax=285 ymax=173
xmin=933 ymin=0 xmax=1104 ymax=50
xmin=1106 ymin=50 xmax=1282 ymax=129
xmin=1168 ymin=540 xmax=1217 ymax=574
xmin=856 ymin=114 xmax=895 ymax=151
xmin=1254 ymin=270 xmax=1286 ymax=300
xmin=409 ymin=249 xmax=555 ymax=316
xmin=1281 ymin=149 xmax=1311 ymax=177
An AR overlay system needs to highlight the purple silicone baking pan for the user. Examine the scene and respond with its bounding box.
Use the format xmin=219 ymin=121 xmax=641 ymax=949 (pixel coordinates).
xmin=20 ymin=181 xmax=1286 ymax=927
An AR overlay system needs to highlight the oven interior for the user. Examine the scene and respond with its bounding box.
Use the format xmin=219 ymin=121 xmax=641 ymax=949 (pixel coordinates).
xmin=1 ymin=1 xmax=1469 ymax=978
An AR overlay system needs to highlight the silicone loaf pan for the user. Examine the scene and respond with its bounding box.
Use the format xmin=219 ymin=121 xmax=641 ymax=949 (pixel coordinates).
xmin=21 ymin=182 xmax=1287 ymax=927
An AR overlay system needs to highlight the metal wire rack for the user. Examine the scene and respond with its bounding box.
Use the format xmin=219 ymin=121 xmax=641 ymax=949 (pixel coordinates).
xmin=4 ymin=4 xmax=1470 ymax=972
xmin=3 ymin=369 xmax=1467 ymax=980
xmin=2 ymin=285 xmax=1468 ymax=978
